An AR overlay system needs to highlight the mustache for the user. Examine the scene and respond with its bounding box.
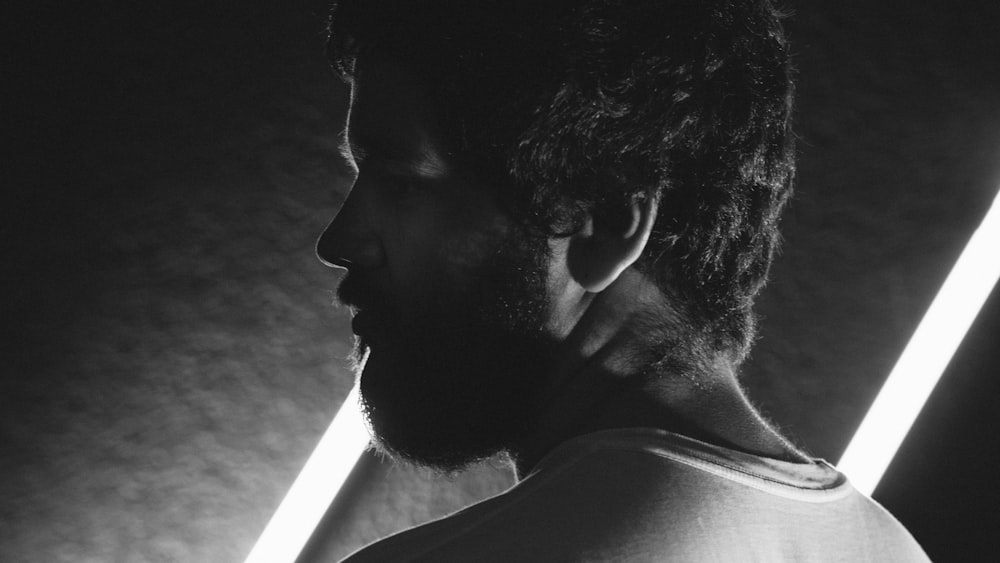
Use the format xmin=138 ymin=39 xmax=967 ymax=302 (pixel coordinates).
xmin=336 ymin=272 xmax=389 ymax=314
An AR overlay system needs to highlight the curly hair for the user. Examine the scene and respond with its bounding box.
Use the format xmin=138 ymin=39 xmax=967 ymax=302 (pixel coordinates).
xmin=327 ymin=0 xmax=796 ymax=365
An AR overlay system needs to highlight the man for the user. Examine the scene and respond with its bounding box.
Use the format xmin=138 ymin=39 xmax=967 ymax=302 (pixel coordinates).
xmin=316 ymin=0 xmax=930 ymax=560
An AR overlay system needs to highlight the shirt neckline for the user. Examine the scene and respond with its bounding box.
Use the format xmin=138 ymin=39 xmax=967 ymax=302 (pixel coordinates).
xmin=527 ymin=427 xmax=853 ymax=501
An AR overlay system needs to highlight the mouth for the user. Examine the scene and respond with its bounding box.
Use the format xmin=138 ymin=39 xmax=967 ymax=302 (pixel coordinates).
xmin=351 ymin=310 xmax=374 ymax=339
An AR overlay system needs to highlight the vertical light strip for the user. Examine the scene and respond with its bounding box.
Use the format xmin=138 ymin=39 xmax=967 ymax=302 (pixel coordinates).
xmin=838 ymin=187 xmax=1000 ymax=496
xmin=245 ymin=383 xmax=369 ymax=563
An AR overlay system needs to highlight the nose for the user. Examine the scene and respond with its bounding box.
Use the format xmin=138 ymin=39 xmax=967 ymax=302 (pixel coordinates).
xmin=316 ymin=179 xmax=385 ymax=271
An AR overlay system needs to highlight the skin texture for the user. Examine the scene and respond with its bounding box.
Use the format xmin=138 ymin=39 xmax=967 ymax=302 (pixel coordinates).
xmin=316 ymin=57 xmax=808 ymax=477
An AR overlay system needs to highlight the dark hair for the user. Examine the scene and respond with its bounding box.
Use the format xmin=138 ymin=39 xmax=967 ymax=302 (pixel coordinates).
xmin=327 ymin=0 xmax=795 ymax=364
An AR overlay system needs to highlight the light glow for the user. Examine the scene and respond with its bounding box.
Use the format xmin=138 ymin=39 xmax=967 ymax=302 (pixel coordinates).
xmin=838 ymin=186 xmax=1000 ymax=496
xmin=245 ymin=383 xmax=369 ymax=563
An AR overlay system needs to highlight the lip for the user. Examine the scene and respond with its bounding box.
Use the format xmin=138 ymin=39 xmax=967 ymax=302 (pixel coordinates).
xmin=351 ymin=311 xmax=372 ymax=337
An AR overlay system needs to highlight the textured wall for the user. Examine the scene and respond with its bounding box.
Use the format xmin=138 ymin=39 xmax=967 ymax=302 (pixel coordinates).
xmin=4 ymin=1 xmax=999 ymax=562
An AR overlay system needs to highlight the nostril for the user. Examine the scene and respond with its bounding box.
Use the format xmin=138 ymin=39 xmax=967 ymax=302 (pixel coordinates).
xmin=315 ymin=233 xmax=350 ymax=269
xmin=317 ymin=252 xmax=352 ymax=270
xmin=315 ymin=182 xmax=385 ymax=270
xmin=315 ymin=221 xmax=383 ymax=271
xmin=315 ymin=226 xmax=339 ymax=267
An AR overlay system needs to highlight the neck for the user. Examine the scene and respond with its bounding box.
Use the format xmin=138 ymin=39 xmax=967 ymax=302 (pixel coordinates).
xmin=510 ymin=269 xmax=807 ymax=479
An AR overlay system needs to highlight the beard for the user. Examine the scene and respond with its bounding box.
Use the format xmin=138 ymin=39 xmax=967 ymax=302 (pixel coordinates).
xmin=336 ymin=225 xmax=553 ymax=473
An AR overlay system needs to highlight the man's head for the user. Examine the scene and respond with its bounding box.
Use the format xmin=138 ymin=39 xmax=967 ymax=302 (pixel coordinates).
xmin=328 ymin=0 xmax=795 ymax=361
xmin=319 ymin=0 xmax=795 ymax=471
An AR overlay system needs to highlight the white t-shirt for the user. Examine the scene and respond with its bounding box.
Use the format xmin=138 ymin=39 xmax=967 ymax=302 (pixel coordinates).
xmin=341 ymin=428 xmax=930 ymax=562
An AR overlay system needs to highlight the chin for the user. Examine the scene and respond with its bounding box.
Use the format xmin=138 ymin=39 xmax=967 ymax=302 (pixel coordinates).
xmin=346 ymin=221 xmax=553 ymax=472
xmin=355 ymin=327 xmax=548 ymax=474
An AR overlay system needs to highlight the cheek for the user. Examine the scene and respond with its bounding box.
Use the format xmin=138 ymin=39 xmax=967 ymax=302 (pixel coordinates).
xmin=440 ymin=231 xmax=495 ymax=275
xmin=382 ymin=191 xmax=514 ymax=300
xmin=379 ymin=221 xmax=490 ymax=309
xmin=381 ymin=208 xmax=446 ymax=273
xmin=541 ymin=238 xmax=583 ymax=338
xmin=436 ymin=215 xmax=512 ymax=279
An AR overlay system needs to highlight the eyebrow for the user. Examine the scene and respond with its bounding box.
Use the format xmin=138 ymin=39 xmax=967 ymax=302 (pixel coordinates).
xmin=340 ymin=132 xmax=450 ymax=178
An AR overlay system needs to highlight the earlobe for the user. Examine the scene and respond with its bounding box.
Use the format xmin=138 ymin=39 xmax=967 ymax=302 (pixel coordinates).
xmin=567 ymin=192 xmax=659 ymax=293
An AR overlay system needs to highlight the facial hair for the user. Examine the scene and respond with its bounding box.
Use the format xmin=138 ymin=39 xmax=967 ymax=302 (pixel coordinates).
xmin=337 ymin=225 xmax=553 ymax=473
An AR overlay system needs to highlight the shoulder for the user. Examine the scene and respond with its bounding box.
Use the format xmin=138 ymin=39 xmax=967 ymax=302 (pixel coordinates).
xmin=341 ymin=430 xmax=739 ymax=562
xmin=340 ymin=429 xmax=930 ymax=562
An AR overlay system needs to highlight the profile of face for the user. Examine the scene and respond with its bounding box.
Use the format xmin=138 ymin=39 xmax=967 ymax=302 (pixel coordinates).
xmin=316 ymin=58 xmax=555 ymax=472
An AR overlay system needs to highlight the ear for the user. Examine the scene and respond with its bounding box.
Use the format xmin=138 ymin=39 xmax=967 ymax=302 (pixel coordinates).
xmin=567 ymin=191 xmax=659 ymax=293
